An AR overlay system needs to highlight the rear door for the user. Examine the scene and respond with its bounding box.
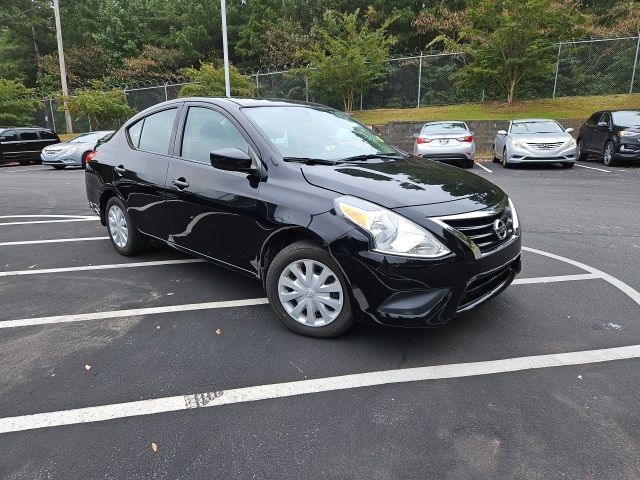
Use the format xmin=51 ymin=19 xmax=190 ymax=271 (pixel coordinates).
xmin=592 ymin=112 xmax=611 ymax=153
xmin=16 ymin=129 xmax=40 ymax=161
xmin=582 ymin=113 xmax=600 ymax=151
xmin=165 ymin=103 xmax=262 ymax=274
xmin=0 ymin=130 xmax=20 ymax=164
xmin=115 ymin=106 xmax=180 ymax=240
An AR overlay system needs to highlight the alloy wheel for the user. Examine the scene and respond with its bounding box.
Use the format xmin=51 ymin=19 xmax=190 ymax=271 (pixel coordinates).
xmin=604 ymin=143 xmax=613 ymax=166
xmin=277 ymin=259 xmax=344 ymax=327
xmin=107 ymin=204 xmax=128 ymax=249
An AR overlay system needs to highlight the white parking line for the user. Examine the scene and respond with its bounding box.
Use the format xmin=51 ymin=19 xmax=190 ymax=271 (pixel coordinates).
xmin=2 ymin=344 xmax=640 ymax=434
xmin=0 ymin=237 xmax=109 ymax=247
xmin=0 ymin=298 xmax=270 ymax=329
xmin=475 ymin=162 xmax=493 ymax=173
xmin=0 ymin=215 xmax=97 ymax=219
xmin=0 ymin=258 xmax=205 ymax=277
xmin=575 ymin=163 xmax=611 ymax=173
xmin=512 ymin=273 xmax=599 ymax=285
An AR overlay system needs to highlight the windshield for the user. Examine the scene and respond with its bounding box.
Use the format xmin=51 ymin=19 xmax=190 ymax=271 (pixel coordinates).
xmin=243 ymin=106 xmax=397 ymax=161
xmin=612 ymin=111 xmax=640 ymax=127
xmin=510 ymin=121 xmax=564 ymax=134
xmin=421 ymin=122 xmax=468 ymax=134
xmin=68 ymin=132 xmax=108 ymax=144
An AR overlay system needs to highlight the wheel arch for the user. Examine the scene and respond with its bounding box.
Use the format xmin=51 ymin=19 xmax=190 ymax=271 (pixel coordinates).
xmin=98 ymin=187 xmax=123 ymax=226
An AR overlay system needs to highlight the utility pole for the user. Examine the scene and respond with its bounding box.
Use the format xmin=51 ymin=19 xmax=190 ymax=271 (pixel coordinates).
xmin=220 ymin=0 xmax=231 ymax=97
xmin=52 ymin=0 xmax=73 ymax=133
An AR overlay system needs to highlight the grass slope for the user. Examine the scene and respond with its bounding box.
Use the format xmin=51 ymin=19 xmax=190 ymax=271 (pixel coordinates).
xmin=353 ymin=94 xmax=640 ymax=125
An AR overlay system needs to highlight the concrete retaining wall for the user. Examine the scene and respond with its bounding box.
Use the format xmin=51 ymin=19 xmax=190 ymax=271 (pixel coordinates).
xmin=377 ymin=119 xmax=584 ymax=153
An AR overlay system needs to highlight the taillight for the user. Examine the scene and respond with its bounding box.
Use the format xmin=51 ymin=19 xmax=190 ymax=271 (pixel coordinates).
xmin=416 ymin=137 xmax=432 ymax=144
xmin=85 ymin=151 xmax=97 ymax=164
xmin=457 ymin=135 xmax=474 ymax=143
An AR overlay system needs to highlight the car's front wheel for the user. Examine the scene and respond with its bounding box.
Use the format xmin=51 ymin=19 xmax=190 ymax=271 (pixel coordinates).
xmin=52 ymin=165 xmax=65 ymax=170
xmin=603 ymin=141 xmax=616 ymax=167
xmin=576 ymin=139 xmax=587 ymax=161
xmin=105 ymin=197 xmax=147 ymax=256
xmin=266 ymin=240 xmax=354 ymax=338
xmin=502 ymin=148 xmax=512 ymax=168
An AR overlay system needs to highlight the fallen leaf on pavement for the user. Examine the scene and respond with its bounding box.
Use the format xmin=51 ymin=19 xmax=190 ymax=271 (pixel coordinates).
xmin=84 ymin=364 xmax=91 ymax=371
xmin=215 ymin=328 xmax=222 ymax=335
xmin=151 ymin=442 xmax=158 ymax=452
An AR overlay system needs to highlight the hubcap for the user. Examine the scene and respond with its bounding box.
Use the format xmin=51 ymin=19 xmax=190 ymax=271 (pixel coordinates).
xmin=277 ymin=259 xmax=344 ymax=327
xmin=107 ymin=205 xmax=128 ymax=249
xmin=604 ymin=145 xmax=612 ymax=164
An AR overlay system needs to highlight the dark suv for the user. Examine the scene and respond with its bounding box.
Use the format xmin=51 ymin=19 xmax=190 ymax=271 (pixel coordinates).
xmin=86 ymin=98 xmax=521 ymax=338
xmin=577 ymin=110 xmax=640 ymax=167
xmin=0 ymin=127 xmax=60 ymax=166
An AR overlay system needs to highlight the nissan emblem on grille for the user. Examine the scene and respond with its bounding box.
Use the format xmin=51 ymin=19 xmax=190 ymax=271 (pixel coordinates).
xmin=493 ymin=219 xmax=508 ymax=240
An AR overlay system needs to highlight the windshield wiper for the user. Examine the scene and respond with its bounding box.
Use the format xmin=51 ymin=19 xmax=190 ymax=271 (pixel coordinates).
xmin=341 ymin=153 xmax=403 ymax=162
xmin=283 ymin=157 xmax=339 ymax=165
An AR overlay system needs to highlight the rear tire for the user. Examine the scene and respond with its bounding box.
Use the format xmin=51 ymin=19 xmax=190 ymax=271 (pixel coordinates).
xmin=576 ymin=139 xmax=587 ymax=161
xmin=603 ymin=141 xmax=616 ymax=167
xmin=463 ymin=160 xmax=475 ymax=169
xmin=105 ymin=196 xmax=147 ymax=256
xmin=52 ymin=165 xmax=66 ymax=170
xmin=265 ymin=240 xmax=354 ymax=338
xmin=18 ymin=160 xmax=30 ymax=166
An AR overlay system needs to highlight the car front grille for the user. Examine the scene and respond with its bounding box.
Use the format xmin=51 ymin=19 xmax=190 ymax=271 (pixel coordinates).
xmin=459 ymin=262 xmax=516 ymax=309
xmin=527 ymin=142 xmax=564 ymax=150
xmin=440 ymin=207 xmax=514 ymax=254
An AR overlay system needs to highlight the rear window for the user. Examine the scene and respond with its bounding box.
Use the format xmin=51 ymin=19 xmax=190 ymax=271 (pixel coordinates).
xmin=19 ymin=130 xmax=38 ymax=141
xmin=421 ymin=122 xmax=468 ymax=134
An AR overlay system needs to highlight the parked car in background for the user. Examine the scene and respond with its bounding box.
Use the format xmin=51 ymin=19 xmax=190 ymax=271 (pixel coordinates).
xmin=86 ymin=98 xmax=521 ymax=338
xmin=0 ymin=127 xmax=60 ymax=166
xmin=413 ymin=121 xmax=475 ymax=168
xmin=577 ymin=110 xmax=640 ymax=167
xmin=42 ymin=130 xmax=114 ymax=170
xmin=493 ymin=119 xmax=577 ymax=169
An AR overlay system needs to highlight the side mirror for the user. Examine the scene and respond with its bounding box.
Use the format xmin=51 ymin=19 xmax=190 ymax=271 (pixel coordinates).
xmin=210 ymin=148 xmax=255 ymax=172
xmin=497 ymin=130 xmax=507 ymax=136
xmin=565 ymin=127 xmax=574 ymax=133
xmin=597 ymin=121 xmax=609 ymax=128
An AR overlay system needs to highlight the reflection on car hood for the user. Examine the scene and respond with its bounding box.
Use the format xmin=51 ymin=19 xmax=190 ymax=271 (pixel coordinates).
xmin=43 ymin=141 xmax=89 ymax=151
xmin=301 ymin=156 xmax=504 ymax=210
xmin=510 ymin=132 xmax=571 ymax=143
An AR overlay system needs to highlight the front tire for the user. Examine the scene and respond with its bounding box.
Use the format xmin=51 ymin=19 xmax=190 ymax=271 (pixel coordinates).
xmin=492 ymin=145 xmax=500 ymax=163
xmin=265 ymin=240 xmax=354 ymax=338
xmin=52 ymin=165 xmax=66 ymax=170
xmin=105 ymin=197 xmax=147 ymax=256
xmin=18 ymin=160 xmax=30 ymax=166
xmin=463 ymin=160 xmax=475 ymax=169
xmin=576 ymin=139 xmax=587 ymax=161
xmin=561 ymin=162 xmax=574 ymax=169
xmin=603 ymin=141 xmax=616 ymax=167
xmin=502 ymin=148 xmax=512 ymax=168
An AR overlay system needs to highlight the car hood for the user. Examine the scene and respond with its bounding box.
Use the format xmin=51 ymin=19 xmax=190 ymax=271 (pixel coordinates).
xmin=510 ymin=132 xmax=571 ymax=143
xmin=43 ymin=141 xmax=87 ymax=151
xmin=301 ymin=156 xmax=504 ymax=210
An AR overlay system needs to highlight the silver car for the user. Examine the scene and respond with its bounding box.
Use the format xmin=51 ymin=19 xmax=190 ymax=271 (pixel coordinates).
xmin=41 ymin=130 xmax=114 ymax=170
xmin=413 ymin=121 xmax=476 ymax=168
xmin=493 ymin=119 xmax=577 ymax=169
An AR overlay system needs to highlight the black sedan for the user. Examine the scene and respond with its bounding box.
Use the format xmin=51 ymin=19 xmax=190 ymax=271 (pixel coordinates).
xmin=577 ymin=110 xmax=640 ymax=167
xmin=85 ymin=98 xmax=521 ymax=338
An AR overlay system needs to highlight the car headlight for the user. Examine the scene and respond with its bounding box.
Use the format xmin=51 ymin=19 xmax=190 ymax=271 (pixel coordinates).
xmin=335 ymin=196 xmax=450 ymax=258
xmin=565 ymin=138 xmax=577 ymax=148
xmin=508 ymin=198 xmax=520 ymax=233
xmin=619 ymin=130 xmax=640 ymax=137
xmin=510 ymin=138 xmax=523 ymax=148
xmin=62 ymin=146 xmax=81 ymax=153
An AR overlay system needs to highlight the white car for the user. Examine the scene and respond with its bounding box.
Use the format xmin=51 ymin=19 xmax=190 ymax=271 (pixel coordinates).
xmin=493 ymin=119 xmax=577 ymax=169
xmin=413 ymin=121 xmax=475 ymax=169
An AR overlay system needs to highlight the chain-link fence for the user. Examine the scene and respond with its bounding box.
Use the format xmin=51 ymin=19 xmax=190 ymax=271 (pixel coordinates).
xmin=30 ymin=35 xmax=640 ymax=134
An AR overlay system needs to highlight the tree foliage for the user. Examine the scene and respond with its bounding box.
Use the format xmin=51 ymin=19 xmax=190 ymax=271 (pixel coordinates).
xmin=0 ymin=77 xmax=40 ymax=125
xmin=301 ymin=9 xmax=396 ymax=112
xmin=178 ymin=64 xmax=256 ymax=98
xmin=63 ymin=86 xmax=134 ymax=129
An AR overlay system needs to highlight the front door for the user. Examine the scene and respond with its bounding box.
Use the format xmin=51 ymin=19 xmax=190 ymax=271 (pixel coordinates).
xmin=165 ymin=104 xmax=262 ymax=275
xmin=0 ymin=130 xmax=20 ymax=164
xmin=592 ymin=112 xmax=611 ymax=153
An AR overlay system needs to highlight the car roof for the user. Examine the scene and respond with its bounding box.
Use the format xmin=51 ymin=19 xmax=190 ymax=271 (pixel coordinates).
xmin=511 ymin=118 xmax=556 ymax=123
xmin=423 ymin=121 xmax=467 ymax=125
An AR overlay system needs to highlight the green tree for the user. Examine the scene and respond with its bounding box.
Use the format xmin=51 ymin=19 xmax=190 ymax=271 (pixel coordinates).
xmin=178 ymin=63 xmax=255 ymax=97
xmin=450 ymin=0 xmax=582 ymax=103
xmin=0 ymin=77 xmax=40 ymax=125
xmin=301 ymin=9 xmax=396 ymax=112
xmin=64 ymin=87 xmax=134 ymax=129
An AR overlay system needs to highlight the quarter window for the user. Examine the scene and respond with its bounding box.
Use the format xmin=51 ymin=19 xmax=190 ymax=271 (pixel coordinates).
xmin=128 ymin=119 xmax=143 ymax=148
xmin=181 ymin=107 xmax=249 ymax=163
xmin=19 ymin=130 xmax=38 ymax=141
xmin=137 ymin=108 xmax=178 ymax=155
xmin=0 ymin=130 xmax=18 ymax=141
xmin=38 ymin=130 xmax=58 ymax=140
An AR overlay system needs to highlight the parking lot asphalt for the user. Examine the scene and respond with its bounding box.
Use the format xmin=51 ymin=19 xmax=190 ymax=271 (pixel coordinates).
xmin=1 ymin=161 xmax=639 ymax=479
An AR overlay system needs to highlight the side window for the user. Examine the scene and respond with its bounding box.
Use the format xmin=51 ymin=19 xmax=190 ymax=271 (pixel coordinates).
xmin=19 ymin=130 xmax=38 ymax=141
xmin=0 ymin=130 xmax=18 ymax=141
xmin=138 ymin=108 xmax=178 ymax=155
xmin=599 ymin=113 xmax=611 ymax=127
xmin=38 ymin=130 xmax=57 ymax=140
xmin=128 ymin=119 xmax=144 ymax=148
xmin=181 ymin=107 xmax=249 ymax=164
xmin=586 ymin=113 xmax=599 ymax=126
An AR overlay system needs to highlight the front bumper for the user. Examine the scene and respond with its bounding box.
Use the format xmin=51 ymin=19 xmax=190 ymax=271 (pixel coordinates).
xmin=41 ymin=150 xmax=82 ymax=166
xmin=614 ymin=142 xmax=640 ymax=161
xmin=330 ymin=229 xmax=521 ymax=328
xmin=508 ymin=145 xmax=577 ymax=163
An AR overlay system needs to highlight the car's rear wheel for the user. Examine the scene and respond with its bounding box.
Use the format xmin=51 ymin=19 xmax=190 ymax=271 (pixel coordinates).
xmin=603 ymin=141 xmax=616 ymax=167
xmin=52 ymin=165 xmax=65 ymax=170
xmin=266 ymin=240 xmax=354 ymax=338
xmin=463 ymin=160 xmax=474 ymax=169
xmin=18 ymin=160 xmax=30 ymax=166
xmin=576 ymin=139 xmax=587 ymax=161
xmin=105 ymin=197 xmax=147 ymax=256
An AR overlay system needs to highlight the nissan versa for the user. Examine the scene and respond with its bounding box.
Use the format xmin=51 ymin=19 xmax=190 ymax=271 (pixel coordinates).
xmin=85 ymin=98 xmax=522 ymax=338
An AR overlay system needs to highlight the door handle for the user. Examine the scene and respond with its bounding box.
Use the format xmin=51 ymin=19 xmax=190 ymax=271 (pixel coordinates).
xmin=114 ymin=165 xmax=126 ymax=174
xmin=172 ymin=178 xmax=189 ymax=190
